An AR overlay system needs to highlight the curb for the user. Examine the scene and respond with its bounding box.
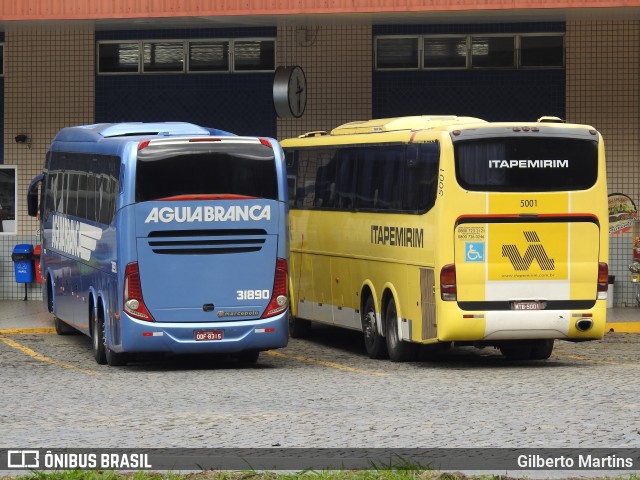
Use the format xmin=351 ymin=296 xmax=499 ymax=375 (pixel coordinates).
xmin=605 ymin=322 xmax=640 ymax=333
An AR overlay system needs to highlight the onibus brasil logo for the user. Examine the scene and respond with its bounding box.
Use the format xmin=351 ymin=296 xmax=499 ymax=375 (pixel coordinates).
xmin=502 ymin=231 xmax=555 ymax=271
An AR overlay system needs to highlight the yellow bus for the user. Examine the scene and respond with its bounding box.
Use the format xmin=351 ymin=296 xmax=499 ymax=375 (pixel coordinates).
xmin=282 ymin=115 xmax=609 ymax=361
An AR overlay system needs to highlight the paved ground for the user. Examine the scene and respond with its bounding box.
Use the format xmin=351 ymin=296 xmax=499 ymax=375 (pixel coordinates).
xmin=0 ymin=300 xmax=639 ymax=478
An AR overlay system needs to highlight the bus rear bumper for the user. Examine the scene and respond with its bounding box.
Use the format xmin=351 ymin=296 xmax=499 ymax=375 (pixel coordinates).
xmin=436 ymin=302 xmax=607 ymax=342
xmin=116 ymin=312 xmax=289 ymax=354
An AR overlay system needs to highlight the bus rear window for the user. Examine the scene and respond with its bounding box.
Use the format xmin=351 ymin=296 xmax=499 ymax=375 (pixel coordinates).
xmin=136 ymin=142 xmax=278 ymax=202
xmin=454 ymin=137 xmax=599 ymax=192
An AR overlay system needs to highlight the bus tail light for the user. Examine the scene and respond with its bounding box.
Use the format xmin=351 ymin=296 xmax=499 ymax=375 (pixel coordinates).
xmin=124 ymin=262 xmax=155 ymax=322
xmin=259 ymin=138 xmax=272 ymax=148
xmin=597 ymin=262 xmax=608 ymax=299
xmin=262 ymin=258 xmax=289 ymax=318
xmin=440 ymin=264 xmax=457 ymax=301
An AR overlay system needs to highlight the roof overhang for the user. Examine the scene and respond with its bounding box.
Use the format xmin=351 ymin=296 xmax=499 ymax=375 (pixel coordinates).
xmin=1 ymin=1 xmax=640 ymax=30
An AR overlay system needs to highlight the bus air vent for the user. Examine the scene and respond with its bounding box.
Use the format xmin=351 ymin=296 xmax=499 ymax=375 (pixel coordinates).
xmin=147 ymin=229 xmax=267 ymax=255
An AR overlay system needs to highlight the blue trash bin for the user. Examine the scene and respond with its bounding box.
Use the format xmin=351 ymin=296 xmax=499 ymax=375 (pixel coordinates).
xmin=12 ymin=244 xmax=34 ymax=283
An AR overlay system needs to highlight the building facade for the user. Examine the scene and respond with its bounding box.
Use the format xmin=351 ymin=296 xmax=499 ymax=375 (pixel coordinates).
xmin=1 ymin=1 xmax=639 ymax=306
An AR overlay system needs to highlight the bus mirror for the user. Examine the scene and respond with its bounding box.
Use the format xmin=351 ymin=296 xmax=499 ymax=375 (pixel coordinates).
xmin=406 ymin=144 xmax=420 ymax=168
xmin=27 ymin=174 xmax=44 ymax=217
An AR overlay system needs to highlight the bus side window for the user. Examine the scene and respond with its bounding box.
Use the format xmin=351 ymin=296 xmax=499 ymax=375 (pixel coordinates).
xmin=357 ymin=149 xmax=376 ymax=209
xmin=311 ymin=150 xmax=336 ymax=209
xmin=404 ymin=142 xmax=440 ymax=212
xmin=336 ymin=148 xmax=357 ymax=209
xmin=379 ymin=147 xmax=404 ymax=210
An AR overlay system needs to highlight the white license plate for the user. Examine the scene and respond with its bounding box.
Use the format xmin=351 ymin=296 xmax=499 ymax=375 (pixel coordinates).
xmin=512 ymin=301 xmax=542 ymax=311
xmin=195 ymin=330 xmax=223 ymax=341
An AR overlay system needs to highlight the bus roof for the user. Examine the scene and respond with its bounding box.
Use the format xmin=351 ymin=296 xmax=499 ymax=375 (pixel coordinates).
xmin=52 ymin=122 xmax=235 ymax=144
xmin=281 ymin=115 xmax=599 ymax=147
xmin=329 ymin=116 xmax=487 ymax=135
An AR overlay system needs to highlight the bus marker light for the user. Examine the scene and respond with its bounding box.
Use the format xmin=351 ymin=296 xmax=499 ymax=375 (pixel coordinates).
xmin=255 ymin=328 xmax=275 ymax=333
xmin=259 ymin=138 xmax=273 ymax=148
xmin=138 ymin=140 xmax=150 ymax=150
xmin=440 ymin=264 xmax=457 ymax=301
xmin=142 ymin=332 xmax=163 ymax=337
xmin=262 ymin=258 xmax=289 ymax=318
xmin=124 ymin=262 xmax=155 ymax=322
xmin=597 ymin=262 xmax=608 ymax=296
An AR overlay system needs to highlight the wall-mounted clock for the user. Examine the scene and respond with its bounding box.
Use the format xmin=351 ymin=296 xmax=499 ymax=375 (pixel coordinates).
xmin=273 ymin=66 xmax=307 ymax=119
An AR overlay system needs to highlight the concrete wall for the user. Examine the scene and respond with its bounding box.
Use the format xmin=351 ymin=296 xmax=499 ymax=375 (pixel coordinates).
xmin=1 ymin=24 xmax=94 ymax=300
xmin=566 ymin=19 xmax=640 ymax=307
xmin=1 ymin=19 xmax=639 ymax=308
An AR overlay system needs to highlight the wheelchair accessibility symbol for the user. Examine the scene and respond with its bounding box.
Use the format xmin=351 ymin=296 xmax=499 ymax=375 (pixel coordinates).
xmin=465 ymin=242 xmax=485 ymax=262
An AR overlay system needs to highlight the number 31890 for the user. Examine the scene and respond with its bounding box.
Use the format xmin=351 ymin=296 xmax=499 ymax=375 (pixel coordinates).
xmin=237 ymin=289 xmax=270 ymax=300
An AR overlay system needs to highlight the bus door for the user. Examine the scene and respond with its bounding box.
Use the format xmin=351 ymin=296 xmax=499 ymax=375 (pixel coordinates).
xmin=127 ymin=138 xmax=287 ymax=324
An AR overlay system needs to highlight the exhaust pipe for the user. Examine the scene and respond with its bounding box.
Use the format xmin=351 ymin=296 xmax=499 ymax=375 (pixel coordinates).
xmin=575 ymin=318 xmax=593 ymax=332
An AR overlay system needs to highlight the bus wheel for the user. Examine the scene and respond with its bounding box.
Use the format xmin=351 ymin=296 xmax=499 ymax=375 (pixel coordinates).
xmin=530 ymin=339 xmax=554 ymax=360
xmin=361 ymin=296 xmax=387 ymax=359
xmin=385 ymin=298 xmax=417 ymax=362
xmin=54 ymin=317 xmax=75 ymax=335
xmin=289 ymin=314 xmax=312 ymax=338
xmin=91 ymin=308 xmax=106 ymax=365
xmin=106 ymin=347 xmax=129 ymax=367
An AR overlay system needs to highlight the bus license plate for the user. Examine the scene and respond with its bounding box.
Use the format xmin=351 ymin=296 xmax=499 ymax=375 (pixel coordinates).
xmin=512 ymin=301 xmax=542 ymax=311
xmin=195 ymin=330 xmax=223 ymax=341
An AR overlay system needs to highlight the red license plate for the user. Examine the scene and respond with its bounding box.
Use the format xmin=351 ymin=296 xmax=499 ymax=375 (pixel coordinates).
xmin=512 ymin=301 xmax=542 ymax=311
xmin=195 ymin=330 xmax=223 ymax=341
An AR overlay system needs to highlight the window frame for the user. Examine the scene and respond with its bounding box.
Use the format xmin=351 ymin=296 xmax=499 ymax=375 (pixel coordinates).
xmin=231 ymin=37 xmax=276 ymax=73
xmin=374 ymin=35 xmax=421 ymax=71
xmin=141 ymin=39 xmax=186 ymax=74
xmin=187 ymin=38 xmax=231 ymax=73
xmin=422 ymin=35 xmax=469 ymax=70
xmin=96 ymin=40 xmax=142 ymax=75
xmin=469 ymin=34 xmax=516 ymax=69
xmin=518 ymin=33 xmax=565 ymax=69
xmin=374 ymin=32 xmax=564 ymax=71
xmin=0 ymin=165 xmax=18 ymax=235
xmin=97 ymin=37 xmax=277 ymax=75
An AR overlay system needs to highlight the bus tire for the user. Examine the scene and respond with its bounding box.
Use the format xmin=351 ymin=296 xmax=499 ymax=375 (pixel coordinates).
xmin=361 ymin=295 xmax=387 ymax=360
xmin=289 ymin=314 xmax=312 ymax=338
xmin=385 ymin=298 xmax=417 ymax=362
xmin=530 ymin=339 xmax=554 ymax=360
xmin=106 ymin=347 xmax=129 ymax=367
xmin=91 ymin=307 xmax=107 ymax=365
xmin=54 ymin=317 xmax=75 ymax=335
xmin=46 ymin=278 xmax=54 ymax=313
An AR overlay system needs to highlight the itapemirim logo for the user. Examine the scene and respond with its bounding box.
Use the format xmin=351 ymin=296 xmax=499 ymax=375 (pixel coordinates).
xmin=502 ymin=231 xmax=555 ymax=271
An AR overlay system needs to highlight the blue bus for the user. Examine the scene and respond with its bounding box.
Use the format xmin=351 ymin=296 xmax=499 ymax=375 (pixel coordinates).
xmin=27 ymin=122 xmax=289 ymax=366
